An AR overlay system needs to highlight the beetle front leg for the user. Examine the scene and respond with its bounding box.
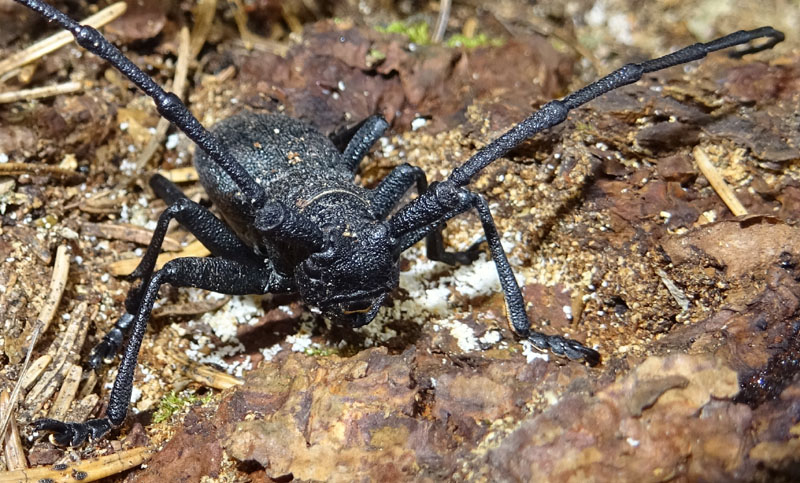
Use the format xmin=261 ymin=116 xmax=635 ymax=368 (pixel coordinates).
xmin=36 ymin=256 xmax=285 ymax=446
xmin=390 ymin=182 xmax=599 ymax=365
xmin=373 ymin=166 xmax=484 ymax=265
xmin=468 ymin=192 xmax=600 ymax=365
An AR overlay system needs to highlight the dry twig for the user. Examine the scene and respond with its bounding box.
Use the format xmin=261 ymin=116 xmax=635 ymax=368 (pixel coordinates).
xmin=0 ymin=81 xmax=82 ymax=104
xmin=0 ymin=445 xmax=152 ymax=482
xmin=81 ymin=222 xmax=181 ymax=251
xmin=0 ymin=163 xmax=84 ymax=184
xmin=693 ymin=146 xmax=748 ymax=216
xmin=0 ymin=2 xmax=127 ymax=78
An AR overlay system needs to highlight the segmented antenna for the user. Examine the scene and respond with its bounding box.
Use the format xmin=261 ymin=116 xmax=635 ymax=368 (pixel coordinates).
xmin=447 ymin=27 xmax=783 ymax=187
xmin=14 ymin=0 xmax=267 ymax=208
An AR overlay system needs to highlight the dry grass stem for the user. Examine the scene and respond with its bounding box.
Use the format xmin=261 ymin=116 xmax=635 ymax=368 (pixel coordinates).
xmin=693 ymin=146 xmax=748 ymax=216
xmin=0 ymin=81 xmax=82 ymax=104
xmin=0 ymin=2 xmax=127 ymax=78
xmin=432 ymin=0 xmax=451 ymax=43
xmin=0 ymin=445 xmax=152 ymax=482
xmin=0 ymin=390 xmax=27 ymax=471
xmin=135 ymin=27 xmax=193 ymax=170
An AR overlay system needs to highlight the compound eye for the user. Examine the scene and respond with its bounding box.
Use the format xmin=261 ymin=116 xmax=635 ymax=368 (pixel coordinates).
xmin=370 ymin=223 xmax=389 ymax=241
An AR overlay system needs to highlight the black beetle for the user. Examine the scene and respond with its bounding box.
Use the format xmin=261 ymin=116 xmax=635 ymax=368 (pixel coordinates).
xmin=12 ymin=0 xmax=783 ymax=446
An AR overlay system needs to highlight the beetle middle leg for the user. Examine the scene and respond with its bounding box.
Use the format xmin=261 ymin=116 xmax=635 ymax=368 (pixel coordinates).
xmin=335 ymin=115 xmax=390 ymax=173
xmin=38 ymin=256 xmax=286 ymax=445
xmin=88 ymin=174 xmax=263 ymax=369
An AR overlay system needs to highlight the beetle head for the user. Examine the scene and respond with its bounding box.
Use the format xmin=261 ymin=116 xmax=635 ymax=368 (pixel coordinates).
xmin=295 ymin=222 xmax=399 ymax=327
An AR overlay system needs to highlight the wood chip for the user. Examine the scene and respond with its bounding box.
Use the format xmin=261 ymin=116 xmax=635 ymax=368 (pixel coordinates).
xmin=23 ymin=302 xmax=91 ymax=416
xmin=77 ymin=371 xmax=98 ymax=401
xmin=47 ymin=363 xmax=82 ymax=421
xmin=65 ymin=393 xmax=99 ymax=423
xmin=156 ymin=166 xmax=199 ymax=183
xmin=0 ymin=163 xmax=84 ymax=184
xmin=18 ymin=355 xmax=51 ymax=392
xmin=693 ymin=146 xmax=748 ymax=217
xmin=0 ymin=445 xmax=152 ymax=482
xmin=0 ymin=244 xmax=69 ymax=440
xmin=109 ymin=240 xmax=211 ymax=276
xmin=81 ymin=222 xmax=181 ymax=251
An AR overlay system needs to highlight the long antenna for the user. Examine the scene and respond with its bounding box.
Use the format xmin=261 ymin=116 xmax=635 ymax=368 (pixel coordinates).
xmin=446 ymin=27 xmax=784 ymax=187
xmin=13 ymin=0 xmax=267 ymax=208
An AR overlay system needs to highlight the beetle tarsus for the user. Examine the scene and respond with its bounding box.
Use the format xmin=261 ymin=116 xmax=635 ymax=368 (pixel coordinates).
xmin=86 ymin=313 xmax=131 ymax=370
xmin=33 ymin=417 xmax=112 ymax=446
xmin=526 ymin=331 xmax=601 ymax=366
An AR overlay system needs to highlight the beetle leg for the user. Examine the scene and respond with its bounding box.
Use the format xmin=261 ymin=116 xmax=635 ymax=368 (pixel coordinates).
xmin=335 ymin=115 xmax=389 ymax=173
xmin=467 ymin=191 xmax=600 ymax=365
xmin=129 ymin=174 xmax=260 ymax=282
xmin=391 ymin=183 xmax=599 ymax=365
xmin=88 ymin=174 xmax=262 ymax=370
xmin=87 ymin=312 xmax=133 ymax=370
xmin=37 ymin=256 xmax=285 ymax=446
xmin=374 ymin=164 xmax=484 ymax=265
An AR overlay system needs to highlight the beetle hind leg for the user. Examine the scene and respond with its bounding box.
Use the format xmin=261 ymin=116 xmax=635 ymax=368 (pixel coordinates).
xmin=88 ymin=174 xmax=262 ymax=371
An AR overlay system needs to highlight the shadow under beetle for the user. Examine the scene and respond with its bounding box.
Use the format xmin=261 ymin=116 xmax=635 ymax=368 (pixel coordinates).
xmin=13 ymin=0 xmax=784 ymax=446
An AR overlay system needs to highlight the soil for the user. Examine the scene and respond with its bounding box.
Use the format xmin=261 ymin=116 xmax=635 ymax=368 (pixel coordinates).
xmin=0 ymin=0 xmax=798 ymax=481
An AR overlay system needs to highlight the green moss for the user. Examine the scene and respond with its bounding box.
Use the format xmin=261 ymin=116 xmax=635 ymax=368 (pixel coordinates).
xmin=375 ymin=20 xmax=505 ymax=49
xmin=304 ymin=346 xmax=338 ymax=357
xmin=574 ymin=120 xmax=594 ymax=133
xmin=153 ymin=390 xmax=213 ymax=423
xmin=367 ymin=48 xmax=386 ymax=61
xmin=376 ymin=20 xmax=430 ymax=45
xmin=445 ymin=33 xmax=505 ymax=49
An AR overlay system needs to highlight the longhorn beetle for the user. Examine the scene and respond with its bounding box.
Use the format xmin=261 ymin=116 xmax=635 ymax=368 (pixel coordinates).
xmin=13 ymin=0 xmax=784 ymax=446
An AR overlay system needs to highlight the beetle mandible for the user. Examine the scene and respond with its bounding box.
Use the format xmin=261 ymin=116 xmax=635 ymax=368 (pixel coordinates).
xmin=11 ymin=0 xmax=784 ymax=446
